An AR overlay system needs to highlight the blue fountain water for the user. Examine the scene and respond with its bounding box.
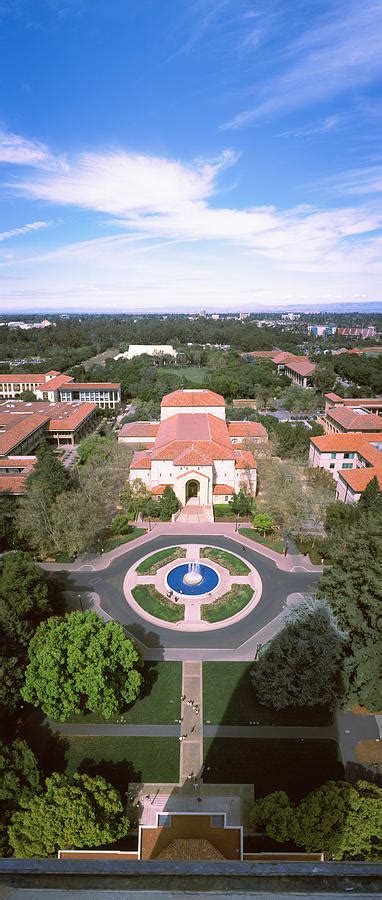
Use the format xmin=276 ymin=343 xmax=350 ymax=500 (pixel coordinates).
xmin=166 ymin=562 xmax=219 ymax=596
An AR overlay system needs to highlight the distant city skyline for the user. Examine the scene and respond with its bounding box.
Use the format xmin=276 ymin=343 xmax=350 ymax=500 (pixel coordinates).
xmin=1 ymin=1 xmax=382 ymax=312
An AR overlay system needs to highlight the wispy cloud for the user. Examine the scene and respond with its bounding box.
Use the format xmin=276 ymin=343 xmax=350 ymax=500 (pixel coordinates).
xmin=0 ymin=129 xmax=51 ymax=166
xmin=223 ymin=1 xmax=382 ymax=128
xmin=319 ymin=164 xmax=382 ymax=196
xmin=0 ymin=220 xmax=49 ymax=242
xmin=279 ymin=115 xmax=344 ymax=139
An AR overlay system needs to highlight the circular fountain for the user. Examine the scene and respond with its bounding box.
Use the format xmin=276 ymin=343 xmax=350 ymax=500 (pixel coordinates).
xmin=166 ymin=560 xmax=219 ymax=596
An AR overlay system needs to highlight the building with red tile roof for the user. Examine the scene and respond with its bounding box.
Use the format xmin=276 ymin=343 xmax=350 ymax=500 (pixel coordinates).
xmin=0 ymin=456 xmax=36 ymax=495
xmin=323 ymin=407 xmax=382 ymax=434
xmin=127 ymin=389 xmax=258 ymax=510
xmin=0 ymin=400 xmax=97 ymax=458
xmin=0 ymin=370 xmax=121 ymax=409
xmin=324 ymin=392 xmax=382 ymax=415
xmin=246 ymin=350 xmax=316 ymax=387
xmin=227 ymin=421 xmax=268 ymax=443
xmin=309 ymin=432 xmax=382 ymax=503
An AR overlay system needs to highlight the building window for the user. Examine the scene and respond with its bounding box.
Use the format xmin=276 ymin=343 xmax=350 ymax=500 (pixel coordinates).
xmin=331 ymin=452 xmax=336 ymax=459
xmin=342 ymin=463 xmax=353 ymax=469
xmin=329 ymin=463 xmax=335 ymax=469
xmin=344 ymin=452 xmax=354 ymax=459
xmin=158 ymin=814 xmax=171 ymax=827
xmin=211 ymin=815 xmax=225 ymax=827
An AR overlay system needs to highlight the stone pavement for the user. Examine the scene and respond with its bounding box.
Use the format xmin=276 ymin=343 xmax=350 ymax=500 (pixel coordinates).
xmin=179 ymin=661 xmax=203 ymax=784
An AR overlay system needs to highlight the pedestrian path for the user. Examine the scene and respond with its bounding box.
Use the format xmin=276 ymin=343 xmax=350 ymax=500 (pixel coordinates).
xmin=179 ymin=660 xmax=203 ymax=784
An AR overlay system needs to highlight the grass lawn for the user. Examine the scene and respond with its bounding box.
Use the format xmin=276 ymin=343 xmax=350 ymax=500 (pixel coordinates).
xmin=239 ymin=527 xmax=285 ymax=554
xmin=102 ymin=528 xmax=146 ymax=553
xmin=165 ymin=366 xmax=210 ymax=384
xmin=132 ymin=584 xmax=184 ymax=622
xmin=65 ymin=736 xmax=179 ymax=787
xmin=201 ymin=585 xmax=253 ymax=623
xmin=136 ymin=547 xmax=186 ymax=574
xmin=203 ymin=662 xmax=333 ymax=727
xmin=65 ymin=662 xmax=182 ymax=725
xmin=200 ymin=547 xmax=250 ymax=575
xmin=203 ymin=738 xmax=342 ymax=800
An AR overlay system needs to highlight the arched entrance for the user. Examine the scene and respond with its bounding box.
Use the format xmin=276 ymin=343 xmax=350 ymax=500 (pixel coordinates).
xmin=185 ymin=479 xmax=200 ymax=502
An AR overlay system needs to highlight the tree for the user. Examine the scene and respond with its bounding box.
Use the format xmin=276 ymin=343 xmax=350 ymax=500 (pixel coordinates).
xmin=358 ymin=475 xmax=382 ymax=515
xmin=252 ymin=780 xmax=382 ymax=860
xmin=27 ymin=440 xmax=70 ymax=502
xmin=50 ymin=488 xmax=108 ymax=558
xmin=120 ymin=479 xmax=151 ymax=519
xmin=19 ymin=390 xmax=37 ymax=401
xmin=252 ymin=512 xmax=274 ymax=536
xmin=0 ymin=552 xmax=50 ymax=647
xmin=0 ymin=740 xmax=41 ymax=856
xmin=159 ymin=486 xmax=180 ymax=521
xmin=229 ymin=488 xmax=253 ymax=517
xmin=109 ymin=513 xmax=132 ymax=535
xmin=251 ymin=598 xmax=344 ymax=709
xmin=78 ymin=433 xmax=114 ymax=466
xmin=8 ymin=772 xmax=129 ymax=858
xmin=22 ymin=611 xmax=143 ymax=721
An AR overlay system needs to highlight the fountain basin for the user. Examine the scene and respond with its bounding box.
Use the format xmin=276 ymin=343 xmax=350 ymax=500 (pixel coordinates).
xmin=166 ymin=563 xmax=220 ymax=597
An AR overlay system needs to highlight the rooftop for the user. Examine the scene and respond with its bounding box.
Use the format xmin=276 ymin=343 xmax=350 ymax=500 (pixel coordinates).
xmin=119 ymin=421 xmax=159 ymax=438
xmin=327 ymin=408 xmax=382 ymax=431
xmin=60 ymin=382 xmax=120 ymax=390
xmin=338 ymin=467 xmax=382 ymax=493
xmin=227 ymin=421 xmax=267 ymax=438
xmin=161 ymin=389 xmax=225 ymax=407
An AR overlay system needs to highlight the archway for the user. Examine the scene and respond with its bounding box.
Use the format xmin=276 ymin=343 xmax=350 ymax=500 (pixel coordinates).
xmin=185 ymin=479 xmax=200 ymax=502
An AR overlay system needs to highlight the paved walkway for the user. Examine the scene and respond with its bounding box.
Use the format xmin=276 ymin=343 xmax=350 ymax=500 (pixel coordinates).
xmin=179 ymin=661 xmax=203 ymax=784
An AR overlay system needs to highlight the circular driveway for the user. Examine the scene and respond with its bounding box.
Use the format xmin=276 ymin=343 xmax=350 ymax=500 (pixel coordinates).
xmin=62 ymin=534 xmax=321 ymax=651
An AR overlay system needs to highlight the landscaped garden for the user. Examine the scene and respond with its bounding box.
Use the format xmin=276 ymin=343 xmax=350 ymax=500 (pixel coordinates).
xmin=201 ymin=584 xmax=253 ymax=622
xmin=65 ymin=736 xmax=180 ymax=786
xmin=64 ymin=662 xmax=182 ymax=724
xmin=102 ymin=526 xmax=146 ymax=553
xmin=203 ymin=738 xmax=342 ymax=799
xmin=200 ymin=547 xmax=250 ymax=575
xmin=203 ymin=662 xmax=333 ymax=726
xmin=239 ymin=527 xmax=285 ymax=554
xmin=131 ymin=584 xmax=185 ymax=622
xmin=136 ymin=546 xmax=186 ymax=574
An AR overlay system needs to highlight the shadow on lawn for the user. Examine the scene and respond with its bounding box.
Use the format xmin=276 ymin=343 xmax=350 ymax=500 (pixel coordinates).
xmin=77 ymin=757 xmax=143 ymax=795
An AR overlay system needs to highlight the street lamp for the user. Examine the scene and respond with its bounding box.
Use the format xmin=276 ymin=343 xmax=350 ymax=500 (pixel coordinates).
xmin=235 ymin=516 xmax=239 ymax=533
xmin=148 ymin=516 xmax=151 ymax=532
xmin=78 ymin=593 xmax=84 ymax=612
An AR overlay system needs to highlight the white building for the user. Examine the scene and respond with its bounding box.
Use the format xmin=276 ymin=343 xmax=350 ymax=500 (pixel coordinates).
xmin=117 ymin=345 xmax=177 ymax=361
xmin=123 ymin=389 xmax=257 ymax=512
xmin=0 ymin=370 xmax=121 ymax=409
xmin=308 ymin=433 xmax=382 ymax=502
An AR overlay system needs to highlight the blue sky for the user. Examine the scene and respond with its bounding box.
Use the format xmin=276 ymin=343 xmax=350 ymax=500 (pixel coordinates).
xmin=1 ymin=0 xmax=382 ymax=312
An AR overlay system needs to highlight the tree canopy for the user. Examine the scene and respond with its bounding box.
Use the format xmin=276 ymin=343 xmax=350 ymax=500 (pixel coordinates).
xmin=0 ymin=740 xmax=41 ymax=856
xmin=159 ymin=486 xmax=180 ymax=520
xmin=8 ymin=772 xmax=129 ymax=857
xmin=252 ymin=780 xmax=382 ymax=860
xmin=251 ymin=598 xmax=344 ymax=709
xmin=22 ymin=611 xmax=142 ymax=721
xmin=0 ymin=552 xmax=50 ymax=648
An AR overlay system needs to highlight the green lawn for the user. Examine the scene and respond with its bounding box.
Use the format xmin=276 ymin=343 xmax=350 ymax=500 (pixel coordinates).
xmin=65 ymin=662 xmax=182 ymax=725
xmin=200 ymin=547 xmax=250 ymax=575
xmin=65 ymin=736 xmax=179 ymax=787
xmin=203 ymin=738 xmax=342 ymax=799
xmin=201 ymin=584 xmax=253 ymax=623
xmin=203 ymin=662 xmax=333 ymax=727
xmin=136 ymin=546 xmax=186 ymax=574
xmin=132 ymin=584 xmax=184 ymax=622
xmin=239 ymin=527 xmax=285 ymax=554
xmin=102 ymin=528 xmax=146 ymax=553
xmin=165 ymin=366 xmax=210 ymax=384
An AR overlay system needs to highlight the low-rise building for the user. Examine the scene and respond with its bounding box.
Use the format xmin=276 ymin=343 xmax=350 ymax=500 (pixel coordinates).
xmin=324 ymin=392 xmax=382 ymax=415
xmin=0 ymin=400 xmax=97 ymax=458
xmin=128 ymin=389 xmax=258 ymax=511
xmin=119 ymin=344 xmax=177 ymax=360
xmin=227 ymin=422 xmax=268 ymax=444
xmin=0 ymin=370 xmax=121 ymax=409
xmin=308 ymin=432 xmax=382 ymax=502
xmin=0 ymin=456 xmax=36 ymax=495
xmin=322 ymin=406 xmax=382 ymax=435
xmin=246 ymin=350 xmax=315 ymax=388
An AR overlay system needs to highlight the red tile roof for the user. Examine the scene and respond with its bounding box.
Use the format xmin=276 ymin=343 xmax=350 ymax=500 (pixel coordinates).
xmin=155 ymin=413 xmax=232 ymax=448
xmin=338 ymin=467 xmax=382 ymax=493
xmin=327 ymin=408 xmax=382 ymax=431
xmin=40 ymin=374 xmax=73 ymax=391
xmin=310 ymin=434 xmax=382 ymax=467
xmin=284 ymin=357 xmax=315 ymax=377
xmin=228 ymin=421 xmax=267 ymax=438
xmin=48 ymin=403 xmax=97 ymax=431
xmin=0 ymin=456 xmax=36 ymax=494
xmin=213 ymin=484 xmax=235 ymax=494
xmin=0 ymin=412 xmax=49 ymax=456
xmin=0 ymin=373 xmax=46 ymax=384
xmin=119 ymin=422 xmax=159 ymax=438
xmin=234 ymin=449 xmax=257 ymax=469
xmin=151 ymin=484 xmax=171 ymax=495
xmin=131 ymin=451 xmax=152 ymax=469
xmin=161 ymin=389 xmax=225 ymax=408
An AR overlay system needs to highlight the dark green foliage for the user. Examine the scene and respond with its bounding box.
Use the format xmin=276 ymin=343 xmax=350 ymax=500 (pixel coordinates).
xmin=229 ymin=487 xmax=253 ymax=517
xmin=252 ymin=780 xmax=382 ymax=860
xmin=159 ymin=486 xmax=180 ymax=520
xmin=22 ymin=611 xmax=143 ymax=721
xmin=8 ymin=772 xmax=129 ymax=857
xmin=27 ymin=440 xmax=70 ymax=502
xmin=78 ymin=433 xmax=115 ymax=465
xmin=318 ymin=513 xmax=382 ymax=711
xmin=109 ymin=513 xmax=132 ymax=535
xmin=0 ymin=740 xmax=41 ymax=856
xmin=251 ymin=599 xmax=344 ymax=709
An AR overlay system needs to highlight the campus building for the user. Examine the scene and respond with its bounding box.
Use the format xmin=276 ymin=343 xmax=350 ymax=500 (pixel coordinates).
xmin=0 ymin=371 xmax=121 ymax=409
xmin=116 ymin=344 xmax=177 ymax=360
xmin=323 ymin=392 xmax=382 ymax=415
xmin=247 ymin=350 xmax=316 ymax=388
xmin=320 ymin=406 xmax=382 ymax=435
xmin=308 ymin=432 xmax=382 ymax=503
xmin=0 ymin=400 xmax=97 ymax=492
xmin=122 ymin=389 xmax=258 ymax=513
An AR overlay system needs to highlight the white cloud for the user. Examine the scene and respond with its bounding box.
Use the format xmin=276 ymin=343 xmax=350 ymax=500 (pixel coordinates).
xmin=279 ymin=115 xmax=343 ymax=139
xmin=0 ymin=220 xmax=49 ymax=242
xmin=223 ymin=1 xmax=382 ymax=128
xmin=0 ymin=129 xmax=51 ymax=166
